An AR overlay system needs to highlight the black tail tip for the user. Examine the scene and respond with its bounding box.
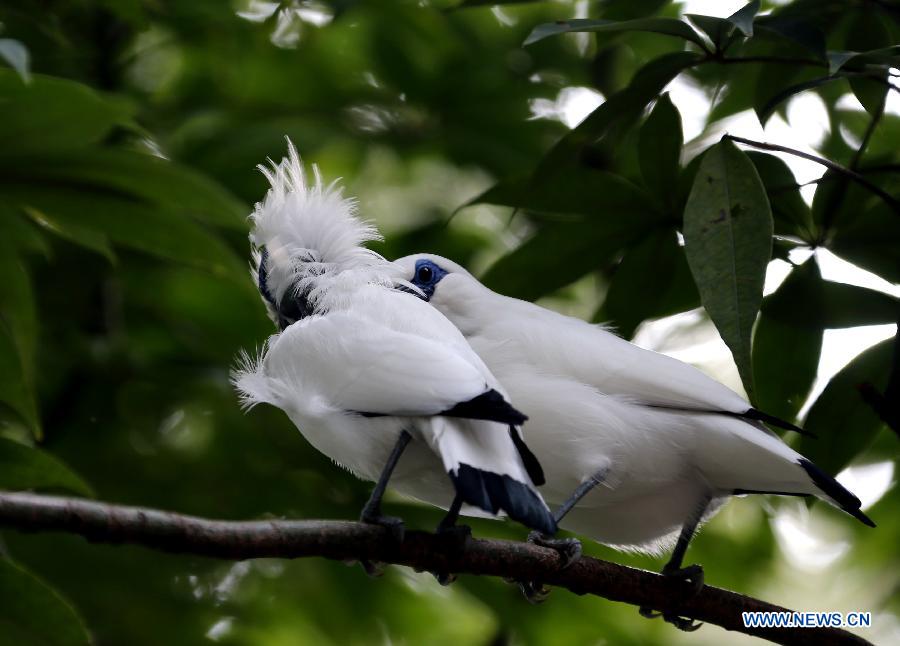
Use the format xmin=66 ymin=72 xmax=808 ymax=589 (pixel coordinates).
xmin=799 ymin=459 xmax=876 ymax=528
xmin=450 ymin=464 xmax=556 ymax=535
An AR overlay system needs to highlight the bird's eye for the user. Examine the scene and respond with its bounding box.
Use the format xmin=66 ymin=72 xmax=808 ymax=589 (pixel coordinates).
xmin=417 ymin=265 xmax=434 ymax=283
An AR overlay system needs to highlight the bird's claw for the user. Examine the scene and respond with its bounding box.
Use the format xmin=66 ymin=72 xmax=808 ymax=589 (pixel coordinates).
xmin=527 ymin=531 xmax=583 ymax=569
xmin=639 ymin=563 xmax=705 ymax=630
xmin=513 ymin=532 xmax=582 ymax=603
xmin=666 ymin=615 xmax=703 ymax=632
xmin=359 ymin=559 xmax=386 ymax=578
xmin=429 ymin=523 xmax=470 ymax=586
xmin=519 ymin=580 xmax=551 ymax=604
xmin=360 ymin=512 xmax=405 ymax=543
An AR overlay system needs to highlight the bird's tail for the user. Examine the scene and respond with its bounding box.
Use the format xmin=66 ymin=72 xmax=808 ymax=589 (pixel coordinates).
xmin=426 ymin=418 xmax=556 ymax=535
xmin=798 ymin=459 xmax=875 ymax=527
xmin=696 ymin=415 xmax=875 ymax=528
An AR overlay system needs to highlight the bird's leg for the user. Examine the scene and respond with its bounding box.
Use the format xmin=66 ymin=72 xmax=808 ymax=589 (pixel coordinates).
xmin=519 ymin=470 xmax=606 ymax=604
xmin=433 ymin=493 xmax=470 ymax=586
xmin=639 ymin=493 xmax=711 ymax=631
xmin=358 ymin=430 xmax=412 ymax=576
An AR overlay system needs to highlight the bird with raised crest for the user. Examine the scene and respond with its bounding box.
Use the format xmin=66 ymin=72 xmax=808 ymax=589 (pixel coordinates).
xmin=232 ymin=143 xmax=558 ymax=581
xmin=395 ymin=252 xmax=875 ymax=627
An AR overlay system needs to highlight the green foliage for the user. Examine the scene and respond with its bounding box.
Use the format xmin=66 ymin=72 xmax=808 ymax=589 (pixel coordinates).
xmin=0 ymin=559 xmax=90 ymax=646
xmin=0 ymin=0 xmax=898 ymax=644
xmin=684 ymin=139 xmax=773 ymax=397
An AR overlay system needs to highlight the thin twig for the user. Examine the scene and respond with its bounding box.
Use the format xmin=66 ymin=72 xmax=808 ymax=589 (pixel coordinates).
xmin=0 ymin=492 xmax=873 ymax=646
xmin=723 ymin=135 xmax=900 ymax=215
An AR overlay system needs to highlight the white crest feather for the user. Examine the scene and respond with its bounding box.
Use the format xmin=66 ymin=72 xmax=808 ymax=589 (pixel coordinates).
xmin=248 ymin=138 xmax=411 ymax=312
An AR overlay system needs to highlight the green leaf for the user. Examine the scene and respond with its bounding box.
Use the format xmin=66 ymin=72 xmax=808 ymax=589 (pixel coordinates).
xmin=683 ymin=139 xmax=773 ymax=397
xmin=829 ymin=201 xmax=900 ymax=283
xmin=598 ymin=228 xmax=699 ymax=338
xmin=685 ymin=15 xmax=731 ymax=50
xmin=471 ymin=170 xmax=657 ymax=218
xmin=845 ymin=12 xmax=891 ymax=116
xmin=0 ymin=187 xmax=245 ymax=282
xmin=0 ymin=244 xmax=40 ymax=438
xmin=827 ymin=51 xmax=857 ymax=75
xmin=0 ymin=558 xmax=91 ymax=646
xmin=21 ymin=206 xmax=116 ymax=262
xmin=0 ymin=39 xmax=30 ymax=83
xmin=753 ymin=260 xmax=823 ymax=422
xmin=745 ymin=152 xmax=813 ymax=240
xmin=524 ymin=17 xmax=708 ymax=49
xmin=727 ymin=0 xmax=760 ymax=37
xmin=533 ymin=51 xmax=700 ymax=181
xmin=796 ymin=339 xmax=893 ymax=474
xmin=11 ymin=149 xmax=247 ymax=230
xmin=756 ymin=75 xmax=840 ymax=126
xmin=761 ymin=269 xmax=899 ymax=329
xmin=0 ymin=321 xmax=39 ymax=438
xmin=0 ymin=71 xmax=132 ymax=154
xmin=482 ymin=210 xmax=655 ymax=301
xmin=638 ymin=93 xmax=682 ymax=213
xmin=0 ymin=438 xmax=93 ymax=496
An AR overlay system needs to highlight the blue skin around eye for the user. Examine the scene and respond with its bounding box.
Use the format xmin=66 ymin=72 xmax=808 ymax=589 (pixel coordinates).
xmin=411 ymin=259 xmax=448 ymax=301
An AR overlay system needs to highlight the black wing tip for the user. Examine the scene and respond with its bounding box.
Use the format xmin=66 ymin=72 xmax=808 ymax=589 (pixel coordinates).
xmin=743 ymin=408 xmax=817 ymax=438
xmin=798 ymin=459 xmax=876 ymax=528
xmin=450 ymin=464 xmax=556 ymax=535
xmin=441 ymin=389 xmax=528 ymax=426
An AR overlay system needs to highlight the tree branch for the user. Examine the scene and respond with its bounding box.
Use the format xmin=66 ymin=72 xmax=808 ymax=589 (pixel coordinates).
xmin=723 ymin=134 xmax=900 ymax=216
xmin=0 ymin=492 xmax=872 ymax=646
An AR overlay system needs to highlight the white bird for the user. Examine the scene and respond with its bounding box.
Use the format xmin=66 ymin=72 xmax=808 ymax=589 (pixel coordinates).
xmin=394 ymin=253 xmax=874 ymax=623
xmin=231 ymin=145 xmax=557 ymax=561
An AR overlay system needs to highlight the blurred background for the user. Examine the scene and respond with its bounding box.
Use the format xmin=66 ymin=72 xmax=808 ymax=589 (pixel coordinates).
xmin=0 ymin=0 xmax=897 ymax=644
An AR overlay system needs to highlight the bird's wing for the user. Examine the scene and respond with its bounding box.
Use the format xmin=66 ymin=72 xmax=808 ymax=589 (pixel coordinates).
xmin=266 ymin=311 xmax=521 ymax=423
xmin=490 ymin=295 xmax=752 ymax=414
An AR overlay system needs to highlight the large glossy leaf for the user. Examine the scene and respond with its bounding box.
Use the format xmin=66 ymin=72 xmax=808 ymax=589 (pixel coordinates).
xmin=0 ymin=71 xmax=131 ymax=155
xmin=20 ymin=206 xmax=116 ymax=262
xmin=0 ymin=438 xmax=93 ymax=496
xmin=470 ymin=170 xmax=657 ymax=218
xmin=761 ymin=268 xmax=899 ymax=329
xmin=0 ymin=186 xmax=246 ymax=282
xmin=597 ymin=228 xmax=699 ymax=338
xmin=845 ymin=12 xmax=891 ymax=116
xmin=753 ymin=260 xmax=823 ymax=422
xmin=0 ymin=245 xmax=39 ymax=437
xmin=683 ymin=139 xmax=773 ymax=397
xmin=524 ymin=18 xmax=708 ymax=49
xmin=482 ymin=210 xmax=655 ymax=301
xmin=797 ymin=339 xmax=893 ymax=474
xmin=829 ymin=202 xmax=900 ymax=283
xmin=11 ymin=149 xmax=247 ymax=230
xmin=533 ymin=51 xmax=700 ymax=180
xmin=0 ymin=558 xmax=91 ymax=646
xmin=638 ymin=93 xmax=682 ymax=213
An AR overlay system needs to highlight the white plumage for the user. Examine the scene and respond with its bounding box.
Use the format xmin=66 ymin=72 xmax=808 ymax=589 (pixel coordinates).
xmin=233 ymin=143 xmax=556 ymax=536
xmin=395 ymin=253 xmax=874 ymax=557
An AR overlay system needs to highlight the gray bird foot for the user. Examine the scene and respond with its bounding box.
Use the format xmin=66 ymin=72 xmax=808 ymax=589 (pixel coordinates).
xmin=517 ymin=532 xmax=583 ymax=604
xmin=638 ymin=564 xmax=705 ymax=631
xmin=359 ymin=511 xmax=406 ymax=543
xmin=358 ymin=510 xmax=405 ymax=578
xmin=528 ymin=531 xmax=583 ymax=569
xmin=431 ymin=524 xmax=471 ymax=585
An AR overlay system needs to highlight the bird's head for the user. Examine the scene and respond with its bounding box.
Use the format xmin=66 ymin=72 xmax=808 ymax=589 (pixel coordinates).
xmin=249 ymin=139 xmax=401 ymax=330
xmin=394 ymin=253 xmax=486 ymax=329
